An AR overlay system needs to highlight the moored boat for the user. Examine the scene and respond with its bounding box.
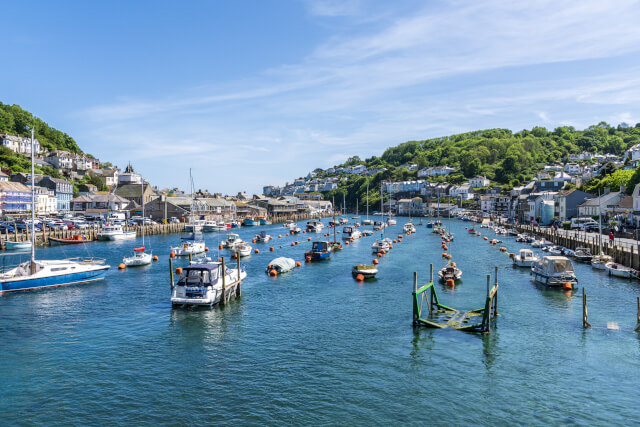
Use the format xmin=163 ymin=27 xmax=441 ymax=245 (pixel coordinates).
xmin=342 ymin=226 xmax=362 ymax=240
xmin=513 ymin=248 xmax=539 ymax=268
xmin=403 ymin=223 xmax=416 ymax=233
xmin=5 ymin=241 xmax=34 ymax=250
xmin=605 ymin=262 xmax=636 ymax=279
xmin=304 ymin=241 xmax=331 ymax=261
xmin=532 ymin=256 xmax=578 ymax=288
xmin=97 ymin=224 xmax=136 ymax=241
xmin=172 ymin=234 xmax=206 ymax=256
xmin=171 ymin=262 xmax=246 ymax=307
xmin=352 ymin=264 xmax=378 ymax=279
xmin=438 ymin=261 xmax=462 ymax=282
xmin=591 ymin=253 xmax=613 ymax=270
xmin=255 ymin=231 xmax=271 ymax=243
xmin=49 ymin=235 xmax=91 ymax=245
xmin=266 ymin=257 xmax=296 ymax=274
xmin=573 ymin=247 xmax=593 ymax=263
xmin=306 ymin=220 xmax=324 ymax=233
xmin=222 ymin=233 xmax=241 ymax=248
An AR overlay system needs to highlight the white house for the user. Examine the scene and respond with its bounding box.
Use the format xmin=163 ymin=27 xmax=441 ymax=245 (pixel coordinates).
xmin=400 ymin=163 xmax=418 ymax=171
xmin=45 ymin=150 xmax=74 ymax=169
xmin=625 ymin=144 xmax=640 ymax=168
xmin=1 ymin=134 xmax=42 ymax=155
xmin=449 ymin=184 xmax=473 ymax=200
xmin=564 ymin=163 xmax=582 ymax=175
xmin=480 ymin=196 xmax=494 ymax=213
xmin=418 ymin=166 xmax=455 ymax=178
xmin=469 ymin=176 xmax=490 ymax=188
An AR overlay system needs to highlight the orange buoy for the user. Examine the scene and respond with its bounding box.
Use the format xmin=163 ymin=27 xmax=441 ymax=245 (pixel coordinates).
xmin=443 ymin=245 xmax=448 ymax=251
xmin=175 ymin=267 xmax=183 ymax=275
xmin=269 ymin=247 xmax=274 ymax=252
xmin=337 ymin=230 xmax=341 ymax=234
xmin=152 ymin=255 xmax=158 ymax=261
xmin=389 ymin=245 xmax=393 ymax=250
xmin=373 ymin=259 xmax=379 ymax=264
xmin=286 ymin=233 xmax=289 ymax=237
xmin=355 ymin=274 xmax=365 ymax=282
xmin=170 ymin=252 xmax=176 ymax=259
xmin=205 ymin=247 xmax=209 ymax=252
xmin=398 ymin=234 xmax=403 ymax=239
xmin=118 ymin=263 xmax=126 ymax=270
xmin=291 ymin=242 xmax=295 ymax=246
xmin=445 ymin=238 xmax=450 ymax=243
xmin=451 ymin=262 xmax=456 ymax=268
xmin=305 ymin=256 xmax=312 ymax=262
xmin=218 ymin=258 xmax=222 ymax=262
xmin=232 ymin=254 xmax=237 ymax=259
xmin=500 ymin=247 xmax=506 ymax=252
xmin=377 ymin=252 xmax=383 ymax=257
xmin=308 ymin=237 xmax=312 ymax=241
xmin=380 ymin=249 xmax=386 ymax=255
xmin=302 ymin=230 xmax=306 ymax=233
xmin=252 ymin=239 xmax=256 ymax=244
xmin=509 ymin=253 xmax=515 ymax=259
xmin=563 ymin=282 xmax=573 ymax=290
xmin=254 ymin=249 xmax=260 ymax=254
xmin=295 ymin=261 xmax=301 ymax=267
xmin=218 ymin=244 xmax=223 ymax=250
xmin=345 ymin=241 xmax=350 ymax=245
xmin=269 ymin=269 xmax=278 ymax=277
xmin=278 ymin=235 xmax=282 ymax=238
xmin=393 ymin=239 xmax=397 ymax=243
xmin=446 ymin=279 xmax=455 ymax=287
xmin=477 ymin=232 xmax=481 ymax=236
xmin=483 ymin=236 xmax=488 ymax=241
xmin=442 ymin=252 xmax=447 ymax=258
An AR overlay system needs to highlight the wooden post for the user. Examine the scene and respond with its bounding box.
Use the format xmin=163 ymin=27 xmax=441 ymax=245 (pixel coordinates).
xmin=582 ymin=288 xmax=591 ymax=328
xmin=189 ymin=252 xmax=192 ymax=263
xmin=169 ymin=257 xmax=174 ymax=290
xmin=220 ymin=256 xmax=226 ymax=306
xmin=236 ymin=253 xmax=242 ymax=298
xmin=493 ymin=266 xmax=498 ymax=316
xmin=635 ymin=297 xmax=640 ymax=332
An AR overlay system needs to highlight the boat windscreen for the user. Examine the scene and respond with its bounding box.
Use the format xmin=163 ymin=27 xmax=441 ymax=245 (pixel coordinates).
xmin=553 ymin=259 xmax=574 ymax=273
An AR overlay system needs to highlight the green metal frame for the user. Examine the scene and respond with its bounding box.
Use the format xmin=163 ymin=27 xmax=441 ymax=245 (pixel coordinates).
xmin=412 ymin=267 xmax=499 ymax=334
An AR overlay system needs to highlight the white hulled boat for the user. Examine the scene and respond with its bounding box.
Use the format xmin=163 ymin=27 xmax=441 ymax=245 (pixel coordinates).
xmin=512 ymin=248 xmax=539 ymax=268
xmin=306 ymin=220 xmax=324 ymax=232
xmin=403 ymin=222 xmax=416 ymax=233
xmin=222 ymin=233 xmax=241 ymax=248
xmin=124 ymin=182 xmax=152 ymax=267
xmin=532 ymin=256 xmax=578 ymax=287
xmin=171 ymin=262 xmax=247 ymax=307
xmin=172 ymin=234 xmax=206 ymax=256
xmin=605 ymin=262 xmax=636 ymax=279
xmin=97 ymin=224 xmax=136 ymax=241
xmin=342 ymin=226 xmax=362 ymax=240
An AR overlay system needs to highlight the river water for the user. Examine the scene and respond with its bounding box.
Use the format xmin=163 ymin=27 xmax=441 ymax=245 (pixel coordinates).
xmin=1 ymin=218 xmax=639 ymax=425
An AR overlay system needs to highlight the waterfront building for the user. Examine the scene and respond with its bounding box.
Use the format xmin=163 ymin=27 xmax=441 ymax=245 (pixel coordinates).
xmin=577 ymin=190 xmax=624 ymax=217
xmin=0 ymin=181 xmax=33 ymax=214
xmin=117 ymin=163 xmax=143 ymax=185
xmin=554 ymin=189 xmax=595 ymax=221
xmin=145 ymin=196 xmax=236 ymax=223
xmin=70 ymin=193 xmax=130 ymax=217
xmin=114 ymin=183 xmax=157 ymax=206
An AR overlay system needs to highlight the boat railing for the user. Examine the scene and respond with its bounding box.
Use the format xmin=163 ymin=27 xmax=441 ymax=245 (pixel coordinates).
xmin=66 ymin=257 xmax=108 ymax=265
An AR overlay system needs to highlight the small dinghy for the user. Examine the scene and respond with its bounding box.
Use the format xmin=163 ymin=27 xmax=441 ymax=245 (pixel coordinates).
xmin=605 ymin=262 xmax=636 ymax=279
xmin=438 ymin=261 xmax=462 ymax=282
xmin=352 ymin=264 xmax=378 ymax=279
xmin=255 ymin=231 xmax=271 ymax=243
xmin=266 ymin=257 xmax=296 ymax=274
xmin=49 ymin=235 xmax=91 ymax=245
xmin=573 ymin=247 xmax=593 ymax=263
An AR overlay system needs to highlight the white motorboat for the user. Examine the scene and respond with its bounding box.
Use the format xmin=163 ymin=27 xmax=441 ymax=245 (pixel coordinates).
xmin=289 ymin=224 xmax=302 ymax=234
xmin=5 ymin=241 xmax=33 ymax=250
xmin=222 ymin=233 xmax=241 ymax=248
xmin=283 ymin=220 xmax=295 ymax=228
xmin=371 ymin=238 xmax=392 ymax=252
xmin=573 ymin=247 xmax=593 ymax=263
xmin=306 ymin=220 xmax=324 ymax=233
xmin=184 ymin=220 xmax=204 ymax=233
xmin=513 ymin=248 xmax=539 ymax=268
xmin=591 ymin=253 xmax=613 ymax=270
xmin=403 ymin=223 xmax=416 ymax=233
xmin=123 ymin=182 xmax=152 ymax=267
xmin=438 ymin=262 xmax=462 ymax=282
xmin=532 ymin=256 xmax=578 ymax=287
xmin=172 ymin=235 xmax=206 ymax=256
xmin=373 ymin=221 xmax=385 ymax=231
xmin=342 ymin=226 xmax=362 ymax=240
xmin=97 ymin=224 xmax=136 ymax=241
xmin=203 ymin=220 xmax=219 ymax=232
xmin=362 ymin=219 xmax=373 ymax=225
xmin=352 ymin=264 xmax=378 ymax=279
xmin=171 ymin=262 xmax=247 ymax=307
xmin=386 ymin=218 xmax=397 ymax=226
xmin=255 ymin=231 xmax=271 ymax=243
xmin=231 ymin=242 xmax=252 ymax=257
xmin=605 ymin=262 xmax=636 ymax=279
xmin=266 ymin=257 xmax=296 ymax=274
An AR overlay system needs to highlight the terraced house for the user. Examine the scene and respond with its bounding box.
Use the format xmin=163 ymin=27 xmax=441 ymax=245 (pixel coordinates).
xmin=38 ymin=176 xmax=73 ymax=212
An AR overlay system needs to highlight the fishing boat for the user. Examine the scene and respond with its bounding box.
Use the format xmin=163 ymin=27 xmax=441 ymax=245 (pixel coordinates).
xmin=306 ymin=220 xmax=324 ymax=233
xmin=258 ymin=216 xmax=272 ymax=226
xmin=305 ymin=241 xmax=331 ymax=261
xmin=211 ymin=223 xmax=227 ymax=232
xmin=124 ymin=181 xmax=152 ymax=267
xmin=352 ymin=264 xmax=378 ymax=279
xmin=513 ymin=248 xmax=539 ymax=268
xmin=362 ymin=184 xmax=373 ymax=225
xmin=49 ymin=235 xmax=91 ymax=245
xmin=222 ymin=233 xmax=241 ymax=248
xmin=0 ymin=129 xmax=110 ymax=294
xmin=243 ymin=217 xmax=258 ymax=226
xmin=5 ymin=241 xmax=33 ymax=250
xmin=342 ymin=226 xmax=361 ymax=240
xmin=426 ymin=221 xmax=434 ymax=228
xmin=171 ymin=262 xmax=246 ymax=307
xmin=255 ymin=231 xmax=271 ymax=243
xmin=403 ymin=222 xmax=416 ymax=233
xmin=171 ymin=234 xmax=206 ymax=256
xmin=531 ymin=256 xmax=578 ymax=287
xmin=230 ymin=219 xmax=241 ymax=228
xmin=573 ymin=248 xmax=593 ymax=263
xmin=231 ymin=242 xmax=252 ymax=257
xmin=329 ymin=199 xmax=343 ymax=251
xmin=266 ymin=257 xmax=296 ymax=274
xmin=605 ymin=262 xmax=636 ymax=278
xmin=438 ymin=261 xmax=462 ymax=282
xmin=97 ymin=224 xmax=136 ymax=241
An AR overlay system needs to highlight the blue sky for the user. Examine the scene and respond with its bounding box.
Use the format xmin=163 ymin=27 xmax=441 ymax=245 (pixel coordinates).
xmin=3 ymin=0 xmax=640 ymax=194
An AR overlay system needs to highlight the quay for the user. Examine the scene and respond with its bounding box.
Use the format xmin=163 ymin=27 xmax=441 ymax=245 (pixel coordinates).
xmin=0 ymin=211 xmax=333 ymax=250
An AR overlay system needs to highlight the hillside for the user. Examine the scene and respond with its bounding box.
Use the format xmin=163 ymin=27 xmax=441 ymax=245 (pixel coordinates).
xmin=322 ymin=122 xmax=640 ymax=209
xmin=0 ymin=103 xmax=82 ymax=153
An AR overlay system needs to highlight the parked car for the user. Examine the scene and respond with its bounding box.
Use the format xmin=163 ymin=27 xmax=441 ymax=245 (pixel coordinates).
xmin=0 ymin=224 xmax=16 ymax=233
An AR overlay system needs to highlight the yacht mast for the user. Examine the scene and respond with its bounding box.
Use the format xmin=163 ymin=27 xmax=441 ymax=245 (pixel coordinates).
xmin=30 ymin=128 xmax=36 ymax=273
xmin=366 ymin=184 xmax=369 ymax=221
xmin=141 ymin=180 xmax=145 ymax=247
xmin=333 ymin=196 xmax=336 ymax=243
xmin=598 ymin=188 xmax=602 ymax=255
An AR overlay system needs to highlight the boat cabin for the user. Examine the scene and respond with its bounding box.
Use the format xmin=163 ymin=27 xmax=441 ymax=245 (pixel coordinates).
xmin=311 ymin=241 xmax=330 ymax=253
xmin=519 ymin=249 xmax=535 ymax=260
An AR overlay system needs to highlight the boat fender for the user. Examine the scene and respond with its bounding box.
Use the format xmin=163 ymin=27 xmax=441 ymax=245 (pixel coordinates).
xmin=269 ymin=269 xmax=277 ymax=277
xmin=170 ymin=252 xmax=176 ymax=259
xmin=373 ymin=259 xmax=379 ymax=265
xmin=118 ymin=263 xmax=126 ymax=270
xmin=295 ymin=262 xmax=301 ymax=267
xmin=305 ymin=256 xmax=312 ymax=262
xmin=175 ymin=267 xmax=183 ymax=274
xmin=446 ymin=279 xmax=455 ymax=287
xmin=153 ymin=256 xmax=159 ymax=262
xmin=355 ymin=274 xmax=364 ymax=282
xmin=563 ymin=282 xmax=573 ymax=290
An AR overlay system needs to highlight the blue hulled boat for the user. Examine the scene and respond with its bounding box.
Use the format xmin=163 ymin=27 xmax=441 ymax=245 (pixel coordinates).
xmin=305 ymin=241 xmax=331 ymax=261
xmin=243 ymin=217 xmax=258 ymax=226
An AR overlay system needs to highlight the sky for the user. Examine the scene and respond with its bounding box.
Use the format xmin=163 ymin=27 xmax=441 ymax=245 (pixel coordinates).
xmin=2 ymin=0 xmax=640 ymax=194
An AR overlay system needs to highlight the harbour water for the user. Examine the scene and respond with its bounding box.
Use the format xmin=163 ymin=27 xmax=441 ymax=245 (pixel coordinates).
xmin=2 ymin=218 xmax=640 ymax=424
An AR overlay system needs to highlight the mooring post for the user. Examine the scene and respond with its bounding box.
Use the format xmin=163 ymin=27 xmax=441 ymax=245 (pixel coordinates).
xmin=413 ymin=271 xmax=418 ymax=324
xmin=169 ymin=258 xmax=174 ymax=290
xmin=582 ymin=288 xmax=591 ymax=328
xmin=221 ymin=256 xmax=226 ymax=306
xmin=429 ymin=263 xmax=434 ymax=308
xmin=236 ymin=253 xmax=242 ymax=298
xmin=635 ymin=297 xmax=640 ymax=332
xmin=493 ymin=266 xmax=499 ymax=316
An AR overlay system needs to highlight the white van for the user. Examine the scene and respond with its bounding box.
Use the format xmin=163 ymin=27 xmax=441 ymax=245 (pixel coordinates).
xmin=570 ymin=217 xmax=598 ymax=230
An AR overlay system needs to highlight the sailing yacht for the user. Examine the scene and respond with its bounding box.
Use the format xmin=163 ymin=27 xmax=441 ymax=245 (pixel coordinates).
xmin=591 ymin=190 xmax=613 ymax=270
xmin=0 ymin=129 xmax=110 ymax=294
xmin=123 ymin=182 xmax=152 ymax=266
xmin=372 ymin=183 xmax=392 ymax=252
xmin=362 ymin=185 xmax=372 ymax=225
